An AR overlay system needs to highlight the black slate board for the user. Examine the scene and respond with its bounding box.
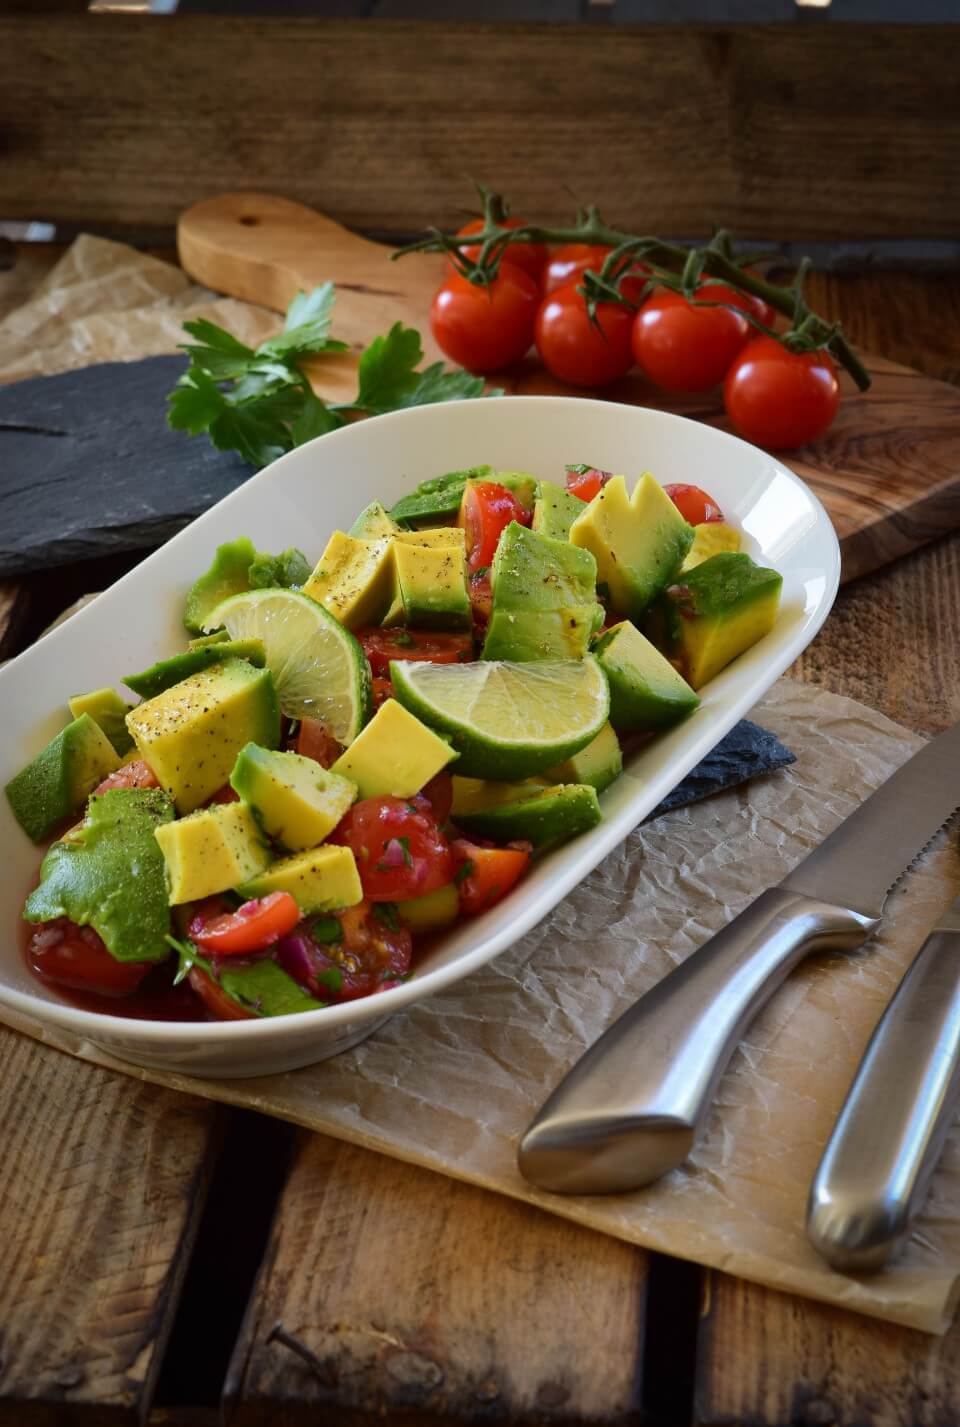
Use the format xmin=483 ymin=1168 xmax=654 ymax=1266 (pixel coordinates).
xmin=0 ymin=355 xmax=251 ymax=576
xmin=653 ymin=718 xmax=795 ymax=817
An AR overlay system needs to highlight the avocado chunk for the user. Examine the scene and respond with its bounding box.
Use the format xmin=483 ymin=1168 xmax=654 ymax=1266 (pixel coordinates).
xmin=382 ymin=540 xmax=471 ymax=631
xmin=155 ymin=800 xmax=272 ymax=904
xmin=239 ymin=844 xmax=363 ymax=914
xmin=68 ymin=687 xmax=135 ymax=756
xmin=393 ymin=527 xmax=465 ymax=550
xmin=230 ymin=744 xmax=356 ymax=851
xmin=178 ymin=944 xmax=326 ymax=1016
xmin=188 ymin=630 xmax=232 ymax=649
xmin=350 ymin=501 xmax=406 ymax=540
xmin=681 ymin=521 xmax=741 ymax=572
xmin=570 ymin=473 xmax=694 ymax=620
xmin=593 ymin=620 xmax=699 ymax=732
xmin=647 ymin=552 xmax=783 ymax=690
xmin=397 ymin=883 xmax=460 ymax=933
xmin=482 ymin=522 xmax=602 ymax=662
xmin=389 ymin=468 xmax=536 ymax=525
xmin=532 ymin=480 xmax=585 ymax=541
xmin=183 ymin=536 xmax=258 ymax=635
xmin=542 ymin=721 xmax=623 ymax=793
xmin=330 ymin=700 xmax=457 ymax=799
xmin=24 ymin=788 xmax=174 ymax=960
xmin=126 ymin=659 xmax=280 ymax=813
xmin=302 ymin=533 xmax=396 ymax=629
xmin=452 ymin=782 xmax=602 ymax=849
xmin=124 ymin=640 xmax=266 ymax=700
xmin=247 ymin=547 xmax=311 ymax=590
xmin=6 ymin=713 xmax=121 ymax=843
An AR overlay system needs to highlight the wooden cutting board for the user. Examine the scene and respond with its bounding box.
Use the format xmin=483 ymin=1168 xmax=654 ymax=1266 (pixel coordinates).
xmin=178 ymin=192 xmax=960 ymax=584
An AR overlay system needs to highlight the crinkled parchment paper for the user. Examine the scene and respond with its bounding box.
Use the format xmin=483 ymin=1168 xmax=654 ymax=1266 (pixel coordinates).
xmin=4 ymin=239 xmax=960 ymax=1334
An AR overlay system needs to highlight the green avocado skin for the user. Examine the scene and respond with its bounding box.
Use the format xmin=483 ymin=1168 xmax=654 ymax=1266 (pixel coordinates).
xmin=124 ymin=641 xmax=266 ymax=700
xmin=454 ymin=784 xmax=602 ymax=849
xmin=183 ymin=537 xmax=258 ymax=636
xmin=5 ymin=714 xmax=119 ymax=843
xmin=389 ymin=468 xmax=536 ymax=525
xmin=23 ymin=788 xmax=175 ymax=962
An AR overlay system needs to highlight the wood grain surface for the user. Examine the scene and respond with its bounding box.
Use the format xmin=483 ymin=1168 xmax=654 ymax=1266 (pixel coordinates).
xmin=2 ymin=17 xmax=959 ymax=240
xmin=177 ymin=192 xmax=960 ymax=586
xmin=224 ymin=1136 xmax=648 ymax=1426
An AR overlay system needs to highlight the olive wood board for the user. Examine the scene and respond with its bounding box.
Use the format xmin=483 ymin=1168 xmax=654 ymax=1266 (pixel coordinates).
xmin=178 ymin=192 xmax=960 ymax=585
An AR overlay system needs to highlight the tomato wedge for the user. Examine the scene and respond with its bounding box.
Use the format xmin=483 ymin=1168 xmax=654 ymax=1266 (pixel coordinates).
xmin=93 ymin=759 xmax=159 ymax=795
xmin=565 ymin=464 xmax=613 ymax=503
xmin=190 ymin=892 xmax=301 ymax=956
xmin=457 ymin=480 xmax=530 ymax=572
xmin=663 ymin=483 xmax=724 ymax=525
xmin=27 ymin=919 xmax=154 ymax=996
xmin=451 ymin=838 xmax=531 ymax=916
xmin=188 ymin=967 xmax=256 ymax=1020
xmin=330 ymin=795 xmax=454 ymax=902
xmin=276 ymin=902 xmax=413 ymax=1003
xmin=296 ymin=717 xmax=343 ymax=769
xmin=357 ymin=628 xmax=474 ymax=678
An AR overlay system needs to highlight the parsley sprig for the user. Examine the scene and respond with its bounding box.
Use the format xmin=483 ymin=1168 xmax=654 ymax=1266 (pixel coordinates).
xmin=168 ymin=282 xmax=498 ymax=469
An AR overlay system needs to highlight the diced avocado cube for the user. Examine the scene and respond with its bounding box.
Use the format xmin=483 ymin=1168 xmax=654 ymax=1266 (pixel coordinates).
xmin=681 ymin=521 xmax=741 ymax=572
xmin=126 ymin=659 xmax=280 ymax=813
xmin=593 ymin=620 xmax=699 ymax=732
xmin=302 ymin=532 xmax=395 ymax=629
xmin=247 ymin=547 xmax=311 ymax=590
xmin=570 ymin=473 xmax=694 ymax=620
xmin=396 ymin=883 xmax=460 ymax=933
xmin=239 ymin=844 xmax=363 ymax=914
xmin=6 ymin=713 xmax=121 ymax=843
xmin=382 ymin=541 xmax=471 ymax=632
xmin=183 ymin=537 xmax=258 ymax=635
xmin=124 ymin=640 xmax=266 ymax=700
xmin=482 ymin=522 xmax=603 ymax=662
xmin=393 ymin=527 xmax=466 ymax=550
xmin=68 ymin=687 xmax=135 ymax=756
xmin=452 ymin=783 xmax=602 ymax=849
xmin=230 ymin=743 xmax=356 ymax=851
xmin=646 ymin=552 xmax=782 ymax=690
xmin=24 ymin=788 xmax=175 ymax=960
xmin=542 ymin=721 xmax=622 ymax=793
xmin=451 ymin=775 xmax=548 ymax=817
xmin=350 ymin=501 xmax=406 ymax=540
xmin=532 ymin=480 xmax=585 ymax=541
xmin=155 ymin=800 xmax=272 ymax=904
xmin=330 ymin=700 xmax=457 ymax=799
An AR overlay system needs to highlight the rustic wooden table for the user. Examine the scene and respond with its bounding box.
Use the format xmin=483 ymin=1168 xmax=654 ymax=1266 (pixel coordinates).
xmin=2 ymin=257 xmax=960 ymax=1427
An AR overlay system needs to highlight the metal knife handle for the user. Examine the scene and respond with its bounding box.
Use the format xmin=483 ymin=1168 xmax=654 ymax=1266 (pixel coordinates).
xmin=807 ymin=927 xmax=960 ymax=1272
xmin=518 ymin=887 xmax=876 ymax=1194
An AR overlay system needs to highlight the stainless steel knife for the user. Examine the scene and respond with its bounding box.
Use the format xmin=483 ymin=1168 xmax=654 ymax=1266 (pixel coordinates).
xmin=517 ymin=719 xmax=960 ymax=1195
xmin=807 ymin=887 xmax=960 ymax=1271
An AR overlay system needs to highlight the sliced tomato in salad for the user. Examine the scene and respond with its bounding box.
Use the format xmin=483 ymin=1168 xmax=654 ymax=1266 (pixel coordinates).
xmin=451 ymin=839 xmax=532 ymax=916
xmin=565 ymin=464 xmax=613 ymax=503
xmin=189 ymin=892 xmax=301 ymax=956
xmin=663 ymin=483 xmax=724 ymax=525
xmin=93 ymin=759 xmax=159 ymax=795
xmin=357 ymin=628 xmax=474 ymax=679
xmin=468 ymin=570 xmax=493 ymax=626
xmin=27 ymin=919 xmax=154 ymax=995
xmin=331 ymin=795 xmax=454 ymax=902
xmin=276 ymin=901 xmax=413 ymax=1003
xmin=457 ymin=479 xmax=531 ymax=573
xmin=295 ymin=717 xmax=344 ymax=769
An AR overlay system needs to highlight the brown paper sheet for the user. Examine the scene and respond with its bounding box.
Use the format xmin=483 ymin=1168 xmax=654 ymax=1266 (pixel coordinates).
xmin=4 ymin=239 xmax=960 ymax=1336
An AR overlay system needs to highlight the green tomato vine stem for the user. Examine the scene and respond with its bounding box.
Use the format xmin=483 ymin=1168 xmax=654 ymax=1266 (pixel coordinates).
xmin=395 ymin=191 xmax=870 ymax=393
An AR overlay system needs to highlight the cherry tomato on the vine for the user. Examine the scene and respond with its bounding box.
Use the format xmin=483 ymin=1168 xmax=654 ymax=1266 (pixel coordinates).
xmin=544 ymin=243 xmax=613 ymax=295
xmin=330 ymin=795 xmax=454 ymax=902
xmin=535 ymin=283 xmax=634 ymax=388
xmin=697 ymin=276 xmax=775 ymax=330
xmin=632 ymin=286 xmax=751 ymax=393
xmin=27 ymin=919 xmax=153 ymax=996
xmin=457 ymin=480 xmax=530 ymax=572
xmin=453 ymin=217 xmax=546 ymax=288
xmin=663 ymin=483 xmax=724 ymax=526
xmin=357 ymin=628 xmax=474 ymax=678
xmin=723 ymin=336 xmax=840 ymax=451
xmin=565 ymin=464 xmax=612 ymax=503
xmin=431 ymin=262 xmax=540 ymax=375
xmin=189 ymin=892 xmax=301 ymax=956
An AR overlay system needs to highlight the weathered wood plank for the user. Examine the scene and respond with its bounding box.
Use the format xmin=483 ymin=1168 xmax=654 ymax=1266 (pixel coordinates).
xmin=1 ymin=18 xmax=958 ymax=239
xmin=224 ymin=1135 xmax=648 ymax=1425
xmin=695 ymin=1274 xmax=960 ymax=1427
xmin=0 ymin=1031 xmax=219 ymax=1424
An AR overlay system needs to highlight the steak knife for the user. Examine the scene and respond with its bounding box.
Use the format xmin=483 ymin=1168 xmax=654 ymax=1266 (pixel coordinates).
xmin=807 ymin=887 xmax=960 ymax=1271
xmin=518 ymin=719 xmax=960 ymax=1195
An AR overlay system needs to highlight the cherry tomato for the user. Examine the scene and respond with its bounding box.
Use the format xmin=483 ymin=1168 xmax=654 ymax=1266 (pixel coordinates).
xmin=27 ymin=919 xmax=153 ymax=996
xmin=371 ymin=676 xmax=394 ymax=709
xmin=430 ymin=263 xmax=540 ymax=375
xmin=421 ymin=770 xmax=453 ymax=826
xmin=457 ymin=480 xmax=530 ymax=572
xmin=723 ymin=336 xmax=840 ymax=450
xmin=453 ymin=217 xmax=546 ymax=288
xmin=93 ymin=759 xmax=159 ymax=795
xmin=565 ymin=464 xmax=613 ymax=503
xmin=330 ymin=795 xmax=454 ymax=902
xmin=188 ymin=967 xmax=255 ymax=1021
xmin=276 ymin=902 xmax=413 ymax=1003
xmin=451 ymin=838 xmax=531 ymax=916
xmin=544 ymin=243 xmax=613 ymax=295
xmin=663 ymin=483 xmax=724 ymax=525
xmin=632 ymin=287 xmax=751 ymax=393
xmin=296 ymin=717 xmax=343 ymax=769
xmin=190 ymin=892 xmax=301 ymax=956
xmin=468 ymin=570 xmax=493 ymax=626
xmin=206 ymin=783 xmax=241 ymax=806
xmin=535 ymin=284 xmax=634 ymax=389
xmin=697 ymin=277 xmax=774 ymax=330
xmin=357 ymin=628 xmax=474 ymax=679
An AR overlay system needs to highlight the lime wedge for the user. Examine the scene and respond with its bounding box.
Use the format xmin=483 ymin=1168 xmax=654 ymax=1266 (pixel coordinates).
xmin=206 ymin=589 xmax=371 ymax=744
xmin=390 ymin=657 xmax=610 ymax=779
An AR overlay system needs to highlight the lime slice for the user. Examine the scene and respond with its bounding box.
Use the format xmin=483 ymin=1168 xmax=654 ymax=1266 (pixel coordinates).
xmin=206 ymin=589 xmax=371 ymax=744
xmin=391 ymin=657 xmax=610 ymax=779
